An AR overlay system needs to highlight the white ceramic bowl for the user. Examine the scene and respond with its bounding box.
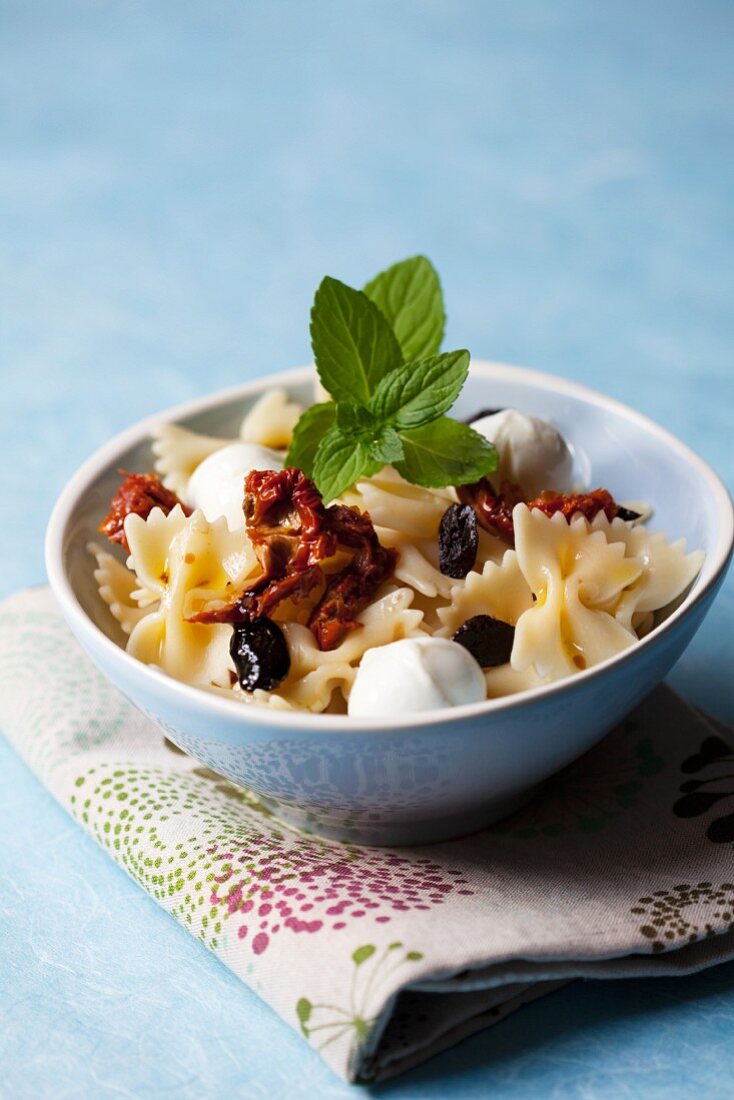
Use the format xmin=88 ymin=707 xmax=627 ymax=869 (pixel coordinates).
xmin=45 ymin=363 xmax=733 ymax=845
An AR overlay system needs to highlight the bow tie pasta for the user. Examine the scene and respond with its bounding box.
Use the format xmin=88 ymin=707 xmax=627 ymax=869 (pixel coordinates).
xmin=509 ymin=504 xmax=704 ymax=681
xmin=511 ymin=506 xmax=643 ymax=679
xmin=590 ymin=515 xmax=705 ymax=633
xmin=88 ymin=542 xmax=155 ymax=636
xmin=151 ymin=423 xmax=232 ymax=496
xmin=123 ymin=506 xmax=258 ymax=688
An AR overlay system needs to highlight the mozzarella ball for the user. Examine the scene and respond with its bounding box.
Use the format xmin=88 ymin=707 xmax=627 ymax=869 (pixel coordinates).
xmin=471 ymin=408 xmax=573 ymax=497
xmin=348 ymin=637 xmax=486 ymax=718
xmin=187 ymin=443 xmax=283 ymax=530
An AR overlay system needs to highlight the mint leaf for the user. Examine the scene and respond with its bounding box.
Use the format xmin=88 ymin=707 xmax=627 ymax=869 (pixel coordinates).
xmin=312 ymin=425 xmax=380 ymax=501
xmin=335 ymin=402 xmax=378 ymax=435
xmin=364 ymin=256 xmax=445 ymax=361
xmin=335 ymin=404 xmax=402 ymax=467
xmin=394 ymin=418 xmax=497 ymax=488
xmin=310 ymin=277 xmax=402 ymax=405
xmin=369 ymin=425 xmax=404 ymax=466
xmin=370 ymin=349 xmax=470 ymax=431
xmin=285 ymin=401 xmax=336 ymax=475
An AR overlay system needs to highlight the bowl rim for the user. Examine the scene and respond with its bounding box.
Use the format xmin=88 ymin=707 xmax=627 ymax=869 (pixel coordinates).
xmin=45 ymin=360 xmax=734 ymax=734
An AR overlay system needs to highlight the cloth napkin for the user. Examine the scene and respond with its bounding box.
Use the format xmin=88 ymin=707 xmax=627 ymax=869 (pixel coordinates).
xmin=2 ymin=587 xmax=734 ymax=1084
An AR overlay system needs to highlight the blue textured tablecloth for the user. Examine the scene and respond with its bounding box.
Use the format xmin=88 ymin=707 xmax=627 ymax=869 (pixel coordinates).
xmin=2 ymin=2 xmax=733 ymax=1096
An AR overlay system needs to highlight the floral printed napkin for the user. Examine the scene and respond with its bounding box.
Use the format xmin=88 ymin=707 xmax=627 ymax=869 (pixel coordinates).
xmin=2 ymin=587 xmax=734 ymax=1083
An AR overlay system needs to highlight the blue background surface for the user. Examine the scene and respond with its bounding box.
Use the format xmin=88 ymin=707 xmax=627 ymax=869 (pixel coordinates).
xmin=1 ymin=1 xmax=733 ymax=1096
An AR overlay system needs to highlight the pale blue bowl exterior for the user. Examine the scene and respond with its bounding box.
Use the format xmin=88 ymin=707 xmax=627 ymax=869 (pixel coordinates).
xmin=46 ymin=363 xmax=733 ymax=845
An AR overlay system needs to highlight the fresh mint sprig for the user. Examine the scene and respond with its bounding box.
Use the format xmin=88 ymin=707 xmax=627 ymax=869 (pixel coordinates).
xmin=285 ymin=256 xmax=497 ymax=501
xmin=363 ymin=254 xmax=445 ymax=361
xmin=369 ymin=349 xmax=470 ymax=430
xmin=286 ymin=401 xmax=337 ymax=473
xmin=309 ymin=276 xmax=402 ymax=404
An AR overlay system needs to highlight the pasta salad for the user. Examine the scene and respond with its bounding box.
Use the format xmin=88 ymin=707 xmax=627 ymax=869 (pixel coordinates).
xmin=90 ymin=257 xmax=704 ymax=718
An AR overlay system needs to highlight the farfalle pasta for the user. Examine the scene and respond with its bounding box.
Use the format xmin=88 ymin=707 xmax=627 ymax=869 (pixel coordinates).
xmin=89 ymin=543 xmax=154 ymax=635
xmin=151 ymin=423 xmax=231 ymax=496
xmin=510 ymin=506 xmax=644 ymax=680
xmin=239 ymin=388 xmax=303 ymax=449
xmin=122 ymin=506 xmax=258 ymax=689
xmin=589 ymin=515 xmax=705 ymax=632
xmin=436 ymin=550 xmax=534 ymax=637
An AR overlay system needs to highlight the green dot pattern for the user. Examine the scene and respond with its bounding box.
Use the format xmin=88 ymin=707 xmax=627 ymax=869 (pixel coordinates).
xmin=67 ymin=763 xmax=281 ymax=952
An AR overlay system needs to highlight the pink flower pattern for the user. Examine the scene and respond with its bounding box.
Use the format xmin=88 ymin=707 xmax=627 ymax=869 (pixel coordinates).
xmin=208 ymin=837 xmax=474 ymax=954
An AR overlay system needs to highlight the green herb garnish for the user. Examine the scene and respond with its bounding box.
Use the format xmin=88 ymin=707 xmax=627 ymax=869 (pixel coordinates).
xmin=286 ymin=256 xmax=497 ymax=500
xmin=363 ymin=254 xmax=445 ymax=361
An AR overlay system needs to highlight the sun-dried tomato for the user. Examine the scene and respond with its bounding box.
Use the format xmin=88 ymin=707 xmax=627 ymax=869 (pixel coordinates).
xmin=188 ymin=468 xmax=397 ymax=651
xmin=99 ymin=471 xmax=191 ymax=552
xmin=526 ymin=488 xmax=619 ymax=524
xmin=239 ymin=467 xmax=338 ymax=620
xmin=458 ymin=479 xmax=623 ymax=545
xmin=308 ymin=506 xmax=397 ymax=650
xmin=456 ymin=478 xmax=523 ymax=543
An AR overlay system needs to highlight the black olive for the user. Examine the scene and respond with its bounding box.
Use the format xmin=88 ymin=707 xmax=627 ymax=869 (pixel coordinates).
xmin=230 ymin=618 xmax=291 ymax=692
xmin=439 ymin=503 xmax=479 ymax=578
xmin=452 ymin=614 xmax=515 ymax=667
xmin=462 ymin=407 xmax=505 ymax=424
xmin=616 ymin=506 xmax=641 ymax=522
